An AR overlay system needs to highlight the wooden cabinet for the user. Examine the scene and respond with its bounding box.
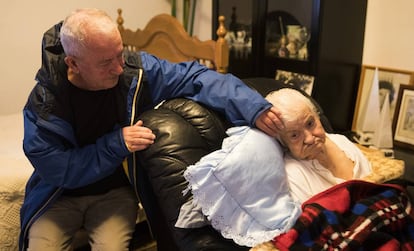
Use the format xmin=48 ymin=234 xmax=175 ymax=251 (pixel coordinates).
xmin=213 ymin=0 xmax=367 ymax=132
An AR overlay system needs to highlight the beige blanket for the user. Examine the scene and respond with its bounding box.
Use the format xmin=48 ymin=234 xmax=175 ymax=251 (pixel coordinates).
xmin=0 ymin=113 xmax=33 ymax=251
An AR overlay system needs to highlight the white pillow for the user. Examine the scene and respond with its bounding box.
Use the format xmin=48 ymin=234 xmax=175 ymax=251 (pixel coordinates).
xmin=178 ymin=126 xmax=301 ymax=247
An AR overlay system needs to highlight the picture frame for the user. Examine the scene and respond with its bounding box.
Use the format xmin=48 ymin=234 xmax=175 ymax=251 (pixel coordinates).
xmin=392 ymin=84 xmax=414 ymax=151
xmin=352 ymin=65 xmax=414 ymax=131
xmin=275 ymin=69 xmax=314 ymax=95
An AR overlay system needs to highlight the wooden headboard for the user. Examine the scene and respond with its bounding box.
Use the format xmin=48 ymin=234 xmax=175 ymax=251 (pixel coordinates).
xmin=116 ymin=9 xmax=229 ymax=74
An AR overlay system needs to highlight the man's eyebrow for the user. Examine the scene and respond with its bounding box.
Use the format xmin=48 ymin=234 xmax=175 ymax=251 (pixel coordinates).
xmin=98 ymin=56 xmax=117 ymax=65
xmin=100 ymin=52 xmax=123 ymax=63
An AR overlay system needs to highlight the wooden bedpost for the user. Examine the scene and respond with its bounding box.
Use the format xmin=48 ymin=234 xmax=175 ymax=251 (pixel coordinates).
xmin=215 ymin=15 xmax=229 ymax=74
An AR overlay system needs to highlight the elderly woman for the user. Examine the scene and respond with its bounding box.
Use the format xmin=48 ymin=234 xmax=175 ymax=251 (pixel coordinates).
xmin=265 ymin=88 xmax=372 ymax=203
xmin=249 ymin=88 xmax=375 ymax=251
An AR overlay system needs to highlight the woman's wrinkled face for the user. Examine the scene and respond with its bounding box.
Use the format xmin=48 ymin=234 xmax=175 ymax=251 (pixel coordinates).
xmin=279 ymin=107 xmax=326 ymax=160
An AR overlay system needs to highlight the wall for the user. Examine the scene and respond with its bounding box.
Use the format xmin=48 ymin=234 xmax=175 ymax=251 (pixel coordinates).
xmin=363 ymin=0 xmax=414 ymax=70
xmin=0 ymin=0 xmax=212 ymax=114
xmin=1 ymin=0 xmax=413 ymax=115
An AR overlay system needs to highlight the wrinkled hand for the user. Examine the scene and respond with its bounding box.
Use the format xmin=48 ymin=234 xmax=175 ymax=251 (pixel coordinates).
xmin=303 ymin=143 xmax=325 ymax=161
xmin=122 ymin=120 xmax=156 ymax=152
xmin=302 ymin=138 xmax=326 ymax=161
xmin=255 ymin=106 xmax=284 ymax=137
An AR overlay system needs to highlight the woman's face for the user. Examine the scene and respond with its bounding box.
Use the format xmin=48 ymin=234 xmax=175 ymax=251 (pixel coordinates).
xmin=279 ymin=107 xmax=326 ymax=160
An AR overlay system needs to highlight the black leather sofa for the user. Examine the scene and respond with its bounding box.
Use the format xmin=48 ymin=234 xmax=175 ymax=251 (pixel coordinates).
xmin=134 ymin=78 xmax=333 ymax=250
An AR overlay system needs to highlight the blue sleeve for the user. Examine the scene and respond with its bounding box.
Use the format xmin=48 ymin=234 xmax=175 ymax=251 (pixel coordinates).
xmin=140 ymin=52 xmax=272 ymax=126
xmin=23 ymin=110 xmax=130 ymax=189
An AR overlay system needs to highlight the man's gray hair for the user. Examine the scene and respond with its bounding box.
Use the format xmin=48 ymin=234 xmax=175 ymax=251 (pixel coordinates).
xmin=60 ymin=8 xmax=117 ymax=57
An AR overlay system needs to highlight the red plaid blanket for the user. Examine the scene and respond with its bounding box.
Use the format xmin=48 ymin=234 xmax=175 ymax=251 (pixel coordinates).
xmin=273 ymin=180 xmax=414 ymax=251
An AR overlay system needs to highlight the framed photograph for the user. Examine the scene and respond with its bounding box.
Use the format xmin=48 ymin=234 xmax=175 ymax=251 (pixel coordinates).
xmin=392 ymin=84 xmax=414 ymax=151
xmin=275 ymin=69 xmax=314 ymax=95
xmin=352 ymin=65 xmax=414 ymax=131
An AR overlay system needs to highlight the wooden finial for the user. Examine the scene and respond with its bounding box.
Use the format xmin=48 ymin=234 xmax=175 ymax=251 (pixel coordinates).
xmin=215 ymin=15 xmax=229 ymax=74
xmin=216 ymin=15 xmax=227 ymax=39
xmin=117 ymin=8 xmax=124 ymax=29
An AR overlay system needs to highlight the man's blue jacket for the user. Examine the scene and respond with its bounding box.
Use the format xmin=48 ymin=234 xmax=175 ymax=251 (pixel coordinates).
xmin=19 ymin=22 xmax=272 ymax=250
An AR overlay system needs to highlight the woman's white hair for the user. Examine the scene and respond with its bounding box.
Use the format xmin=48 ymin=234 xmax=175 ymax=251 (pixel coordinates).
xmin=265 ymin=88 xmax=319 ymax=124
xmin=60 ymin=8 xmax=118 ymax=57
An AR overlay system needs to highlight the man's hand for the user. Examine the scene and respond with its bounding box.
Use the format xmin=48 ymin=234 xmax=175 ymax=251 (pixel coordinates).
xmin=255 ymin=106 xmax=284 ymax=137
xmin=122 ymin=120 xmax=156 ymax=152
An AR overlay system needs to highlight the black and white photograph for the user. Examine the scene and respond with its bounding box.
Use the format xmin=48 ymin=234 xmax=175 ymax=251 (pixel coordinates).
xmin=275 ymin=69 xmax=314 ymax=95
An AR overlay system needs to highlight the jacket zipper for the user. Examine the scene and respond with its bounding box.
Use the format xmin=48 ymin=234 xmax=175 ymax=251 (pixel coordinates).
xmin=127 ymin=69 xmax=154 ymax=238
xmin=129 ymin=68 xmax=143 ymax=192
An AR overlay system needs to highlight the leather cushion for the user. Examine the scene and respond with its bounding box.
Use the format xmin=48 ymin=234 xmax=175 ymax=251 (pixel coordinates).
xmin=136 ymin=98 xmax=247 ymax=250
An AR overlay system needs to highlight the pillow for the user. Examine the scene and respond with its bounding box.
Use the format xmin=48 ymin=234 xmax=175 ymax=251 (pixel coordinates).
xmin=178 ymin=126 xmax=301 ymax=247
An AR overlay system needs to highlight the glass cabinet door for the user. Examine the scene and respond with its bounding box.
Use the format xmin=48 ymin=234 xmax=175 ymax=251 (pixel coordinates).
xmin=266 ymin=0 xmax=313 ymax=62
xmin=213 ymin=0 xmax=317 ymax=77
xmin=213 ymin=0 xmax=254 ymax=78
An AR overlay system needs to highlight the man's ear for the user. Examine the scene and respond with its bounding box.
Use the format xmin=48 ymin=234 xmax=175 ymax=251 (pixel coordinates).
xmin=64 ymin=56 xmax=79 ymax=74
